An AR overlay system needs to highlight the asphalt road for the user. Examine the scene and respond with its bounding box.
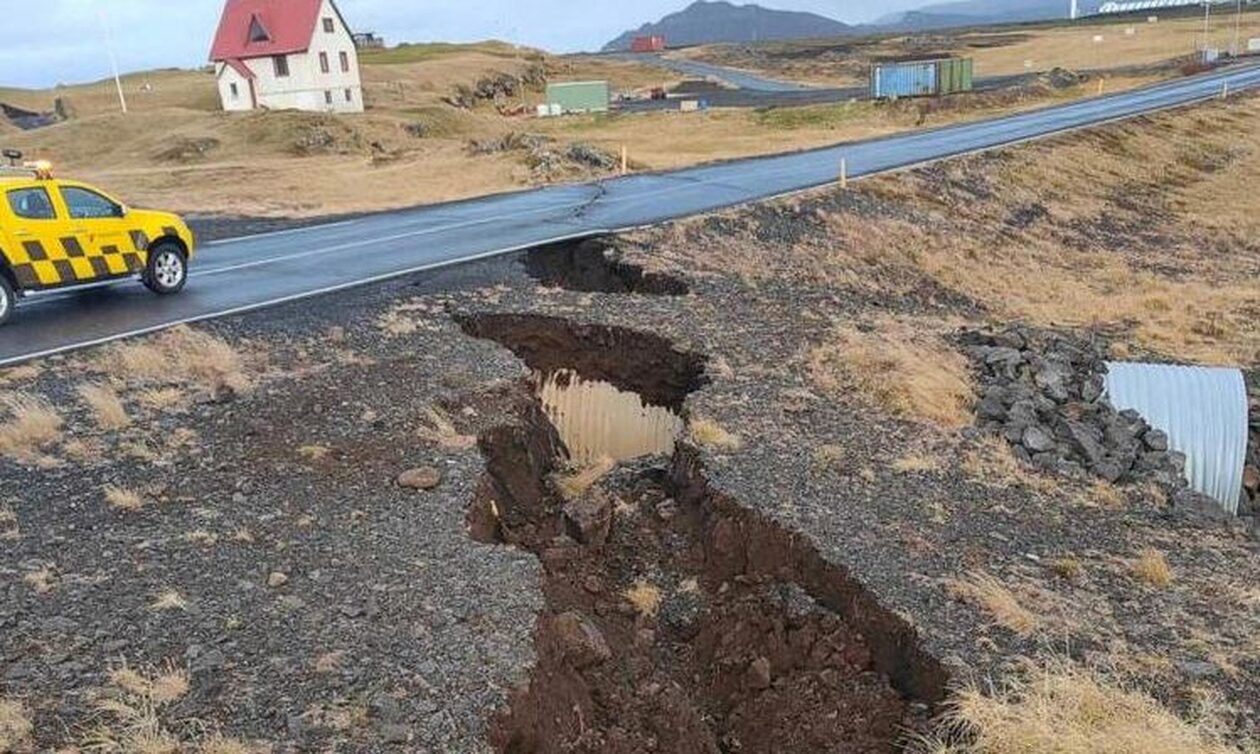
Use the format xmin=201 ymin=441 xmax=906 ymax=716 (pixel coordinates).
xmin=606 ymin=52 xmax=818 ymax=92
xmin=4 ymin=63 xmax=1259 ymax=366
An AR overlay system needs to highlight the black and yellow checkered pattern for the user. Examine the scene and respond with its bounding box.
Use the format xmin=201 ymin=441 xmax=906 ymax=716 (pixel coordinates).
xmin=2 ymin=230 xmax=151 ymax=290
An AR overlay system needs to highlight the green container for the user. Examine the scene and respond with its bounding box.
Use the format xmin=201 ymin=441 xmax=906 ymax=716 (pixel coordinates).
xmin=546 ymin=81 xmax=611 ymax=114
xmin=937 ymin=58 xmax=974 ymax=95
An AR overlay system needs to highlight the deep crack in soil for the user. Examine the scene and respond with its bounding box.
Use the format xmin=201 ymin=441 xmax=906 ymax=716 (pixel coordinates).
xmin=457 ymin=313 xmax=947 ymax=753
xmin=523 ymin=238 xmax=690 ymax=296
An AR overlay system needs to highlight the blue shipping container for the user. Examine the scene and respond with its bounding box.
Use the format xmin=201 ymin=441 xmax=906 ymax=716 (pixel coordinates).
xmin=871 ymin=61 xmax=938 ymax=99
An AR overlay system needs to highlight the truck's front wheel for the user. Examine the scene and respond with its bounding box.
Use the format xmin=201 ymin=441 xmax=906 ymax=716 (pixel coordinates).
xmin=0 ymin=275 xmax=14 ymax=326
xmin=143 ymin=243 xmax=188 ymax=295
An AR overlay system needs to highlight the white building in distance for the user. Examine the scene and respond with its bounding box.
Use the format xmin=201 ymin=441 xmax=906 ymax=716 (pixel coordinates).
xmin=209 ymin=0 xmax=364 ymax=113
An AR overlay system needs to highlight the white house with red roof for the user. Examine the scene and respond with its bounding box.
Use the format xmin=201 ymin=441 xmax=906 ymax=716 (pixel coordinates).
xmin=209 ymin=0 xmax=363 ymax=113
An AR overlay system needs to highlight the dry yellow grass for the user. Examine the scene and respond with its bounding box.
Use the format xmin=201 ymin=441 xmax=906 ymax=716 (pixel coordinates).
xmin=809 ymin=319 xmax=973 ymax=429
xmin=104 ymin=485 xmax=145 ymax=513
xmin=1050 ymin=556 xmax=1084 ymax=582
xmin=84 ymin=660 xmax=260 ymax=754
xmin=77 ymin=382 xmax=131 ymax=430
xmin=961 ymin=437 xmax=1061 ymax=495
xmin=946 ymin=572 xmax=1041 ymax=637
xmin=0 ymin=697 xmax=33 ymax=752
xmin=101 ymin=326 xmax=252 ymax=399
xmin=1132 ymin=548 xmax=1174 ymax=588
xmin=297 ymin=445 xmax=331 ymax=462
xmin=109 ymin=664 xmax=189 ymax=706
xmin=22 ymin=567 xmax=56 ymax=595
xmin=893 ymin=453 xmax=942 ymax=473
xmin=149 ymin=589 xmax=188 ymax=612
xmin=623 ymin=581 xmax=663 ymax=618
xmin=552 ymin=456 xmax=616 ymax=501
xmin=0 ymin=393 xmax=63 ymax=461
xmin=918 ymin=661 xmax=1240 ymax=754
xmin=689 ymin=417 xmax=743 ymax=451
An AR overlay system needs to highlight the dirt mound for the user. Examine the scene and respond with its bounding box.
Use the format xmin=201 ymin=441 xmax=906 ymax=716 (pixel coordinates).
xmin=1038 ymin=67 xmax=1086 ymax=90
xmin=443 ymin=65 xmax=547 ymax=109
xmin=466 ymin=132 xmax=618 ymax=181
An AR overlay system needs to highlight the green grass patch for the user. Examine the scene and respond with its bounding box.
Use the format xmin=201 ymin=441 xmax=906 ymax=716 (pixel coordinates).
xmin=361 ymin=40 xmax=538 ymax=65
xmin=752 ymin=101 xmax=879 ymax=130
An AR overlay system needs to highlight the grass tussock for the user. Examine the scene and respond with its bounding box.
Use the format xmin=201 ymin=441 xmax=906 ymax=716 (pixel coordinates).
xmin=23 ymin=567 xmax=56 ymax=595
xmin=946 ymin=572 xmax=1041 ymax=637
xmin=109 ymin=664 xmax=189 ymax=706
xmin=0 ymin=393 xmax=63 ymax=461
xmin=78 ymin=382 xmax=131 ymax=430
xmin=100 ymin=326 xmax=253 ymax=400
xmin=149 ymin=589 xmax=188 ymax=612
xmin=1132 ymin=548 xmax=1174 ymax=588
xmin=689 ymin=418 xmax=743 ymax=451
xmin=809 ymin=319 xmax=973 ymax=429
xmin=552 ymin=456 xmax=616 ymax=501
xmin=0 ymin=697 xmax=33 ymax=752
xmin=85 ymin=662 xmax=261 ymax=754
xmin=623 ymin=581 xmax=663 ymax=618
xmin=104 ymin=485 xmax=145 ymax=513
xmin=918 ymin=662 xmax=1240 ymax=754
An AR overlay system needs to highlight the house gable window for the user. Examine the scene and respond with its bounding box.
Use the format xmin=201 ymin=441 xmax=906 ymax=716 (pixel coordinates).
xmin=230 ymin=82 xmax=239 ymax=98
xmin=248 ymin=15 xmax=270 ymax=43
xmin=319 ymin=51 xmax=330 ymax=73
xmin=273 ymin=55 xmax=289 ymax=77
xmin=323 ymin=17 xmax=335 ymax=33
xmin=339 ymin=51 xmax=350 ymax=73
xmin=344 ymin=88 xmax=352 ymax=102
xmin=324 ymin=90 xmax=333 ymax=105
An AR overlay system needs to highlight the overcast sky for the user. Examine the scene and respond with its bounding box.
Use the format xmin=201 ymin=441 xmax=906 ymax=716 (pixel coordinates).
xmin=0 ymin=0 xmax=932 ymax=89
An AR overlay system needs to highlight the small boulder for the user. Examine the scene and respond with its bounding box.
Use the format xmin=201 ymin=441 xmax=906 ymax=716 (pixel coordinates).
xmin=1023 ymin=425 xmax=1057 ymax=453
xmin=553 ymin=611 xmax=612 ymax=668
xmin=398 ymin=467 xmax=442 ymax=491
xmin=562 ymin=488 xmax=614 ymax=545
xmin=1143 ymin=429 xmax=1170 ymax=452
xmin=267 ymin=572 xmax=289 ymax=588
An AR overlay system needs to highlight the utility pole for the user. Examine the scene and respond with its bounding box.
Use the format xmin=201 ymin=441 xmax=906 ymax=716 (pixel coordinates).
xmin=1070 ymin=0 xmax=1079 ymax=21
xmin=1203 ymin=1 xmax=1213 ymax=53
xmin=1233 ymin=0 xmax=1244 ymax=55
xmin=99 ymin=5 xmax=128 ymax=114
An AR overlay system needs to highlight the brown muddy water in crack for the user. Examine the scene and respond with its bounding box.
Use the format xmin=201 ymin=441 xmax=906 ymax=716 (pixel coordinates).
xmin=457 ymin=313 xmax=947 ymax=753
xmin=536 ymin=369 xmax=684 ymax=465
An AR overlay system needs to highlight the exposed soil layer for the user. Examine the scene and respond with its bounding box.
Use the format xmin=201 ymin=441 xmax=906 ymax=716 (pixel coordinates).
xmin=459 ymin=314 xmax=946 ymax=753
xmin=523 ymin=238 xmax=690 ymax=296
xmin=457 ymin=313 xmax=707 ymax=411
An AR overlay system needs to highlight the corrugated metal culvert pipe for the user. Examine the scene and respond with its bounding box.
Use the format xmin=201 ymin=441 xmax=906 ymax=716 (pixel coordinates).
xmin=1104 ymin=362 xmax=1249 ymax=514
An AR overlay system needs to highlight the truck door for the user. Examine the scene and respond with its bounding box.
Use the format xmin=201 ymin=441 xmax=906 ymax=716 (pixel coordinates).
xmin=2 ymin=184 xmax=72 ymax=290
xmin=56 ymin=185 xmax=141 ymax=280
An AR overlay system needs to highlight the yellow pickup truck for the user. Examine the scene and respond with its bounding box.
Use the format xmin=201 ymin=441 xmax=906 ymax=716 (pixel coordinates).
xmin=0 ymin=150 xmax=195 ymax=325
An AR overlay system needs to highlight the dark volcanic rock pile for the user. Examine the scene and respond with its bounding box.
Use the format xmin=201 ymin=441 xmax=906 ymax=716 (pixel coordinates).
xmin=961 ymin=327 xmax=1223 ymax=517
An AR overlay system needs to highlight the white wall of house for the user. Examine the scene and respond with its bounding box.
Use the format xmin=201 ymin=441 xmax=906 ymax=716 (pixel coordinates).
xmin=215 ymin=0 xmax=364 ymax=113
xmin=216 ymin=63 xmax=254 ymax=112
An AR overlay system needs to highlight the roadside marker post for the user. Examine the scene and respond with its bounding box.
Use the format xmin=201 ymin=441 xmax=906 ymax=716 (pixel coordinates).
xmin=1222 ymin=81 xmax=1230 ymax=99
xmin=840 ymin=158 xmax=848 ymax=190
xmin=621 ymin=145 xmax=628 ymax=175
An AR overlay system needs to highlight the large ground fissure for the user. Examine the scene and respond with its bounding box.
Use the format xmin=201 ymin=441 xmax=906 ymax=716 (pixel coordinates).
xmin=457 ymin=313 xmax=948 ymax=753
